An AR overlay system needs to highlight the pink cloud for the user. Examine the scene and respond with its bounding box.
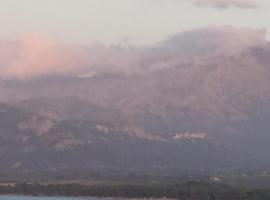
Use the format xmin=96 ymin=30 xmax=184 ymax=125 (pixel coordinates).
xmin=0 ymin=35 xmax=87 ymax=79
xmin=0 ymin=26 xmax=267 ymax=79
xmin=0 ymin=35 xmax=141 ymax=79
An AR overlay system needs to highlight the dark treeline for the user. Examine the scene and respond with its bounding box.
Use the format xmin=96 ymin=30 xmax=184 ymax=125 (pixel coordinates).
xmin=0 ymin=182 xmax=270 ymax=199
xmin=178 ymin=182 xmax=270 ymax=200
xmin=0 ymin=182 xmax=179 ymax=198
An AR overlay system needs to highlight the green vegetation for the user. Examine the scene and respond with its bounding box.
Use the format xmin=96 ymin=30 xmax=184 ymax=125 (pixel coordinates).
xmin=0 ymin=181 xmax=270 ymax=199
xmin=0 ymin=182 xmax=176 ymax=198
xmin=178 ymin=182 xmax=270 ymax=200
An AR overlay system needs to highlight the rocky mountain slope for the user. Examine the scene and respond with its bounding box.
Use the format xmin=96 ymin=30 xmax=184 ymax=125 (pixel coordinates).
xmin=0 ymin=27 xmax=270 ymax=178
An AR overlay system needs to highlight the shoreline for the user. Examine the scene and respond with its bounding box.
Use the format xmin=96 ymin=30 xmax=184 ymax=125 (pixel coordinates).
xmin=0 ymin=195 xmax=177 ymax=199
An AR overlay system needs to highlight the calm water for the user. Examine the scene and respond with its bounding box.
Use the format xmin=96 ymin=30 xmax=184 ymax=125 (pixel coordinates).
xmin=0 ymin=196 xmax=120 ymax=200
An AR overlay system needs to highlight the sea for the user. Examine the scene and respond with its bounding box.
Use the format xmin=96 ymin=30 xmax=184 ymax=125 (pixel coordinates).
xmin=0 ymin=197 xmax=126 ymax=200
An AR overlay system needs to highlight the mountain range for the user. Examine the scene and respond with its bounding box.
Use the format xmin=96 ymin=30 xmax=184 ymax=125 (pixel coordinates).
xmin=0 ymin=26 xmax=270 ymax=179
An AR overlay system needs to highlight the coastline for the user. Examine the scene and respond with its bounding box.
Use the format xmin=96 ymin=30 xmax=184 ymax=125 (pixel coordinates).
xmin=0 ymin=194 xmax=178 ymax=200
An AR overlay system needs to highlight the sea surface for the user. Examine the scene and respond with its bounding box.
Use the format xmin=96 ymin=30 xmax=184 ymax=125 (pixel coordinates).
xmin=0 ymin=196 xmax=125 ymax=200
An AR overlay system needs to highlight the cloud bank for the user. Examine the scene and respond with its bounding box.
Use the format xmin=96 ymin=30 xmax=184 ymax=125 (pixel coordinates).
xmin=0 ymin=26 xmax=267 ymax=79
xmin=194 ymin=0 xmax=258 ymax=9
xmin=0 ymin=35 xmax=87 ymax=79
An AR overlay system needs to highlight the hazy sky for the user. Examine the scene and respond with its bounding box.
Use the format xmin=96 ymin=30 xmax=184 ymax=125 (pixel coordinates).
xmin=0 ymin=0 xmax=268 ymax=45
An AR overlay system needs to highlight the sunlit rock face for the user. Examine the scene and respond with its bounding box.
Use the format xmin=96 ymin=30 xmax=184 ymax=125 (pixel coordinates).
xmin=173 ymin=133 xmax=208 ymax=140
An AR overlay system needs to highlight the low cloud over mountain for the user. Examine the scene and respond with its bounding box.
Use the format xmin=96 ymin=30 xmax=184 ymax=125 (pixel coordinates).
xmin=1 ymin=26 xmax=269 ymax=130
xmin=0 ymin=26 xmax=267 ymax=79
